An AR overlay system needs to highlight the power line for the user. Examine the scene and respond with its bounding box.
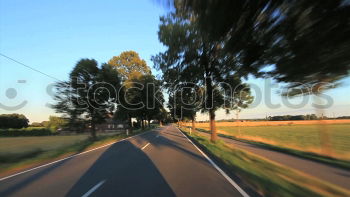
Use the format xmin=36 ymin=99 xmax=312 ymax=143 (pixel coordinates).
xmin=0 ymin=53 xmax=62 ymax=82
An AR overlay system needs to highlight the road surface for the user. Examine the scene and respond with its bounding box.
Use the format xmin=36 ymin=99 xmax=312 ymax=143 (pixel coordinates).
xmin=0 ymin=126 xmax=249 ymax=197
xmin=198 ymin=131 xmax=350 ymax=190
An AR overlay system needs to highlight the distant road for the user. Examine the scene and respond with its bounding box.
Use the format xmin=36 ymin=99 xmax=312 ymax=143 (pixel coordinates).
xmin=198 ymin=131 xmax=350 ymax=190
xmin=0 ymin=125 xmax=249 ymax=197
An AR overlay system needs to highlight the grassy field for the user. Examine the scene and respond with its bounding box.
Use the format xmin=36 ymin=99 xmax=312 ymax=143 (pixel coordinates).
xmin=193 ymin=123 xmax=350 ymax=161
xmin=181 ymin=128 xmax=350 ymax=197
xmin=0 ymin=135 xmax=88 ymax=154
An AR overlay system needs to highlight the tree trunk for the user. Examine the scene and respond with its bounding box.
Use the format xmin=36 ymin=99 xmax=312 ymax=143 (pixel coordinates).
xmin=148 ymin=119 xmax=151 ymax=128
xmin=204 ymin=63 xmax=217 ymax=143
xmin=236 ymin=111 xmax=241 ymax=137
xmin=191 ymin=117 xmax=196 ymax=133
xmin=209 ymin=110 xmax=217 ymax=143
xmin=159 ymin=119 xmax=163 ymax=127
xmin=128 ymin=114 xmax=133 ymax=133
xmin=141 ymin=118 xmax=145 ymax=130
xmin=91 ymin=121 xmax=97 ymax=140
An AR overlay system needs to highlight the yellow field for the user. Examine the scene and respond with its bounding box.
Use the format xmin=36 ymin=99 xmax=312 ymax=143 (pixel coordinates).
xmin=183 ymin=120 xmax=350 ymax=161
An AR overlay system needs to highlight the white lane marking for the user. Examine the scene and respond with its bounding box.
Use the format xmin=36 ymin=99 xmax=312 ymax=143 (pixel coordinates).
xmin=141 ymin=142 xmax=150 ymax=150
xmin=0 ymin=131 xmax=154 ymax=182
xmin=82 ymin=180 xmax=106 ymax=197
xmin=176 ymin=127 xmax=250 ymax=197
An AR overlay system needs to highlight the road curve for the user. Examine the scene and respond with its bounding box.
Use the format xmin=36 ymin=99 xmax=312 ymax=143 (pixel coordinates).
xmin=0 ymin=125 xmax=249 ymax=197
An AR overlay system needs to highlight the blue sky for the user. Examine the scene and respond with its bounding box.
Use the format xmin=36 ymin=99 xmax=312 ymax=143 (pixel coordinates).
xmin=1 ymin=0 xmax=349 ymax=122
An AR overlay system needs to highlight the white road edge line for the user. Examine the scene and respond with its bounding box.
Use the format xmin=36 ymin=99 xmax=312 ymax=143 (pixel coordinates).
xmin=176 ymin=127 xmax=250 ymax=197
xmin=141 ymin=142 xmax=150 ymax=150
xmin=81 ymin=180 xmax=106 ymax=197
xmin=0 ymin=131 xmax=153 ymax=182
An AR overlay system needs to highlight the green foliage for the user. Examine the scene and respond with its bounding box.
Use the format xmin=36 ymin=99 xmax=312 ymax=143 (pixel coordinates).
xmin=44 ymin=116 xmax=68 ymax=131
xmin=153 ymin=13 xmax=253 ymax=140
xmin=110 ymin=51 xmax=166 ymax=129
xmin=117 ymin=74 xmax=165 ymax=129
xmin=167 ymin=84 xmax=201 ymax=121
xmin=108 ymin=51 xmax=151 ymax=82
xmin=30 ymin=122 xmax=44 ymax=127
xmin=173 ymin=0 xmax=350 ymax=95
xmin=53 ymin=59 xmax=121 ymax=138
xmin=0 ymin=114 xmax=29 ymax=129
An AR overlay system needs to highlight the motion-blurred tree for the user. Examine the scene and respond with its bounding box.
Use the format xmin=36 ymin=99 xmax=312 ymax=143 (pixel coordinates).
xmin=153 ymin=14 xmax=252 ymax=142
xmin=124 ymin=74 xmax=165 ymax=130
xmin=167 ymin=83 xmax=202 ymax=132
xmin=44 ymin=116 xmax=68 ymax=131
xmin=172 ymin=0 xmax=350 ymax=93
xmin=109 ymin=51 xmax=155 ymax=129
xmin=53 ymin=59 xmax=121 ymax=139
xmin=170 ymin=0 xmax=349 ymax=153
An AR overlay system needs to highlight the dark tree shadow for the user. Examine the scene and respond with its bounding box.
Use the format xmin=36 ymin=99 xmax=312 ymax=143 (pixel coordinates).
xmin=65 ymin=141 xmax=176 ymax=197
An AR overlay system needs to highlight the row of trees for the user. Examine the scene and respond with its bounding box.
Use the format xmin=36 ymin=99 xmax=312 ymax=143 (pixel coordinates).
xmin=53 ymin=51 xmax=166 ymax=139
xmin=109 ymin=51 xmax=167 ymax=130
xmin=268 ymin=114 xmax=318 ymax=121
xmin=153 ymin=13 xmax=254 ymax=142
xmin=31 ymin=116 xmax=68 ymax=131
xmin=155 ymin=0 xmax=350 ymax=142
xmin=0 ymin=114 xmax=29 ymax=129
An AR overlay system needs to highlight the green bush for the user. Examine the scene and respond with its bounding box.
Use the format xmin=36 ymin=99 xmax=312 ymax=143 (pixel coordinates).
xmin=0 ymin=127 xmax=55 ymax=137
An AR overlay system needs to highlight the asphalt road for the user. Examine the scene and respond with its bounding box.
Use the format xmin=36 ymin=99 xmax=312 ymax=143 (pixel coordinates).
xmin=198 ymin=131 xmax=350 ymax=190
xmin=0 ymin=126 xmax=248 ymax=197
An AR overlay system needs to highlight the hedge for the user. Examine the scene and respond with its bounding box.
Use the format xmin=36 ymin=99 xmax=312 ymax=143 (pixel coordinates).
xmin=0 ymin=127 xmax=55 ymax=137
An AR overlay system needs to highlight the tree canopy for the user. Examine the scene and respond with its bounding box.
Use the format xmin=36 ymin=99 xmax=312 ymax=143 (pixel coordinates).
xmin=0 ymin=114 xmax=29 ymax=129
xmin=53 ymin=59 xmax=121 ymax=138
xmin=172 ymin=0 xmax=350 ymax=94
xmin=108 ymin=51 xmax=151 ymax=82
xmin=153 ymin=13 xmax=253 ymax=142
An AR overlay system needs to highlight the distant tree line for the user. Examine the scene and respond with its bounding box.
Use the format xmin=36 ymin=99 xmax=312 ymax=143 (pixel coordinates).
xmin=53 ymin=51 xmax=167 ymax=139
xmin=31 ymin=116 xmax=68 ymax=131
xmin=0 ymin=114 xmax=29 ymax=129
xmin=268 ymin=114 xmax=318 ymax=121
xmin=335 ymin=116 xmax=350 ymax=119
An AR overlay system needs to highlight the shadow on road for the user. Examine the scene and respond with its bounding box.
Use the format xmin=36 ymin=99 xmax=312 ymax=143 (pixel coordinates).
xmin=65 ymin=140 xmax=176 ymax=197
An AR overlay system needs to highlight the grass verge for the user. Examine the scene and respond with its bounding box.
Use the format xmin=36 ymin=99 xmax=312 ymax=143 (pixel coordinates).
xmin=194 ymin=127 xmax=350 ymax=170
xmin=0 ymin=127 xmax=156 ymax=177
xmin=180 ymin=128 xmax=350 ymax=197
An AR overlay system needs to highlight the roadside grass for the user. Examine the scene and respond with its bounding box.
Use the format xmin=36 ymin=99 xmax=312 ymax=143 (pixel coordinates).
xmin=181 ymin=128 xmax=350 ymax=197
xmin=0 ymin=135 xmax=89 ymax=155
xmin=0 ymin=127 xmax=156 ymax=176
xmin=191 ymin=124 xmax=350 ymax=168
